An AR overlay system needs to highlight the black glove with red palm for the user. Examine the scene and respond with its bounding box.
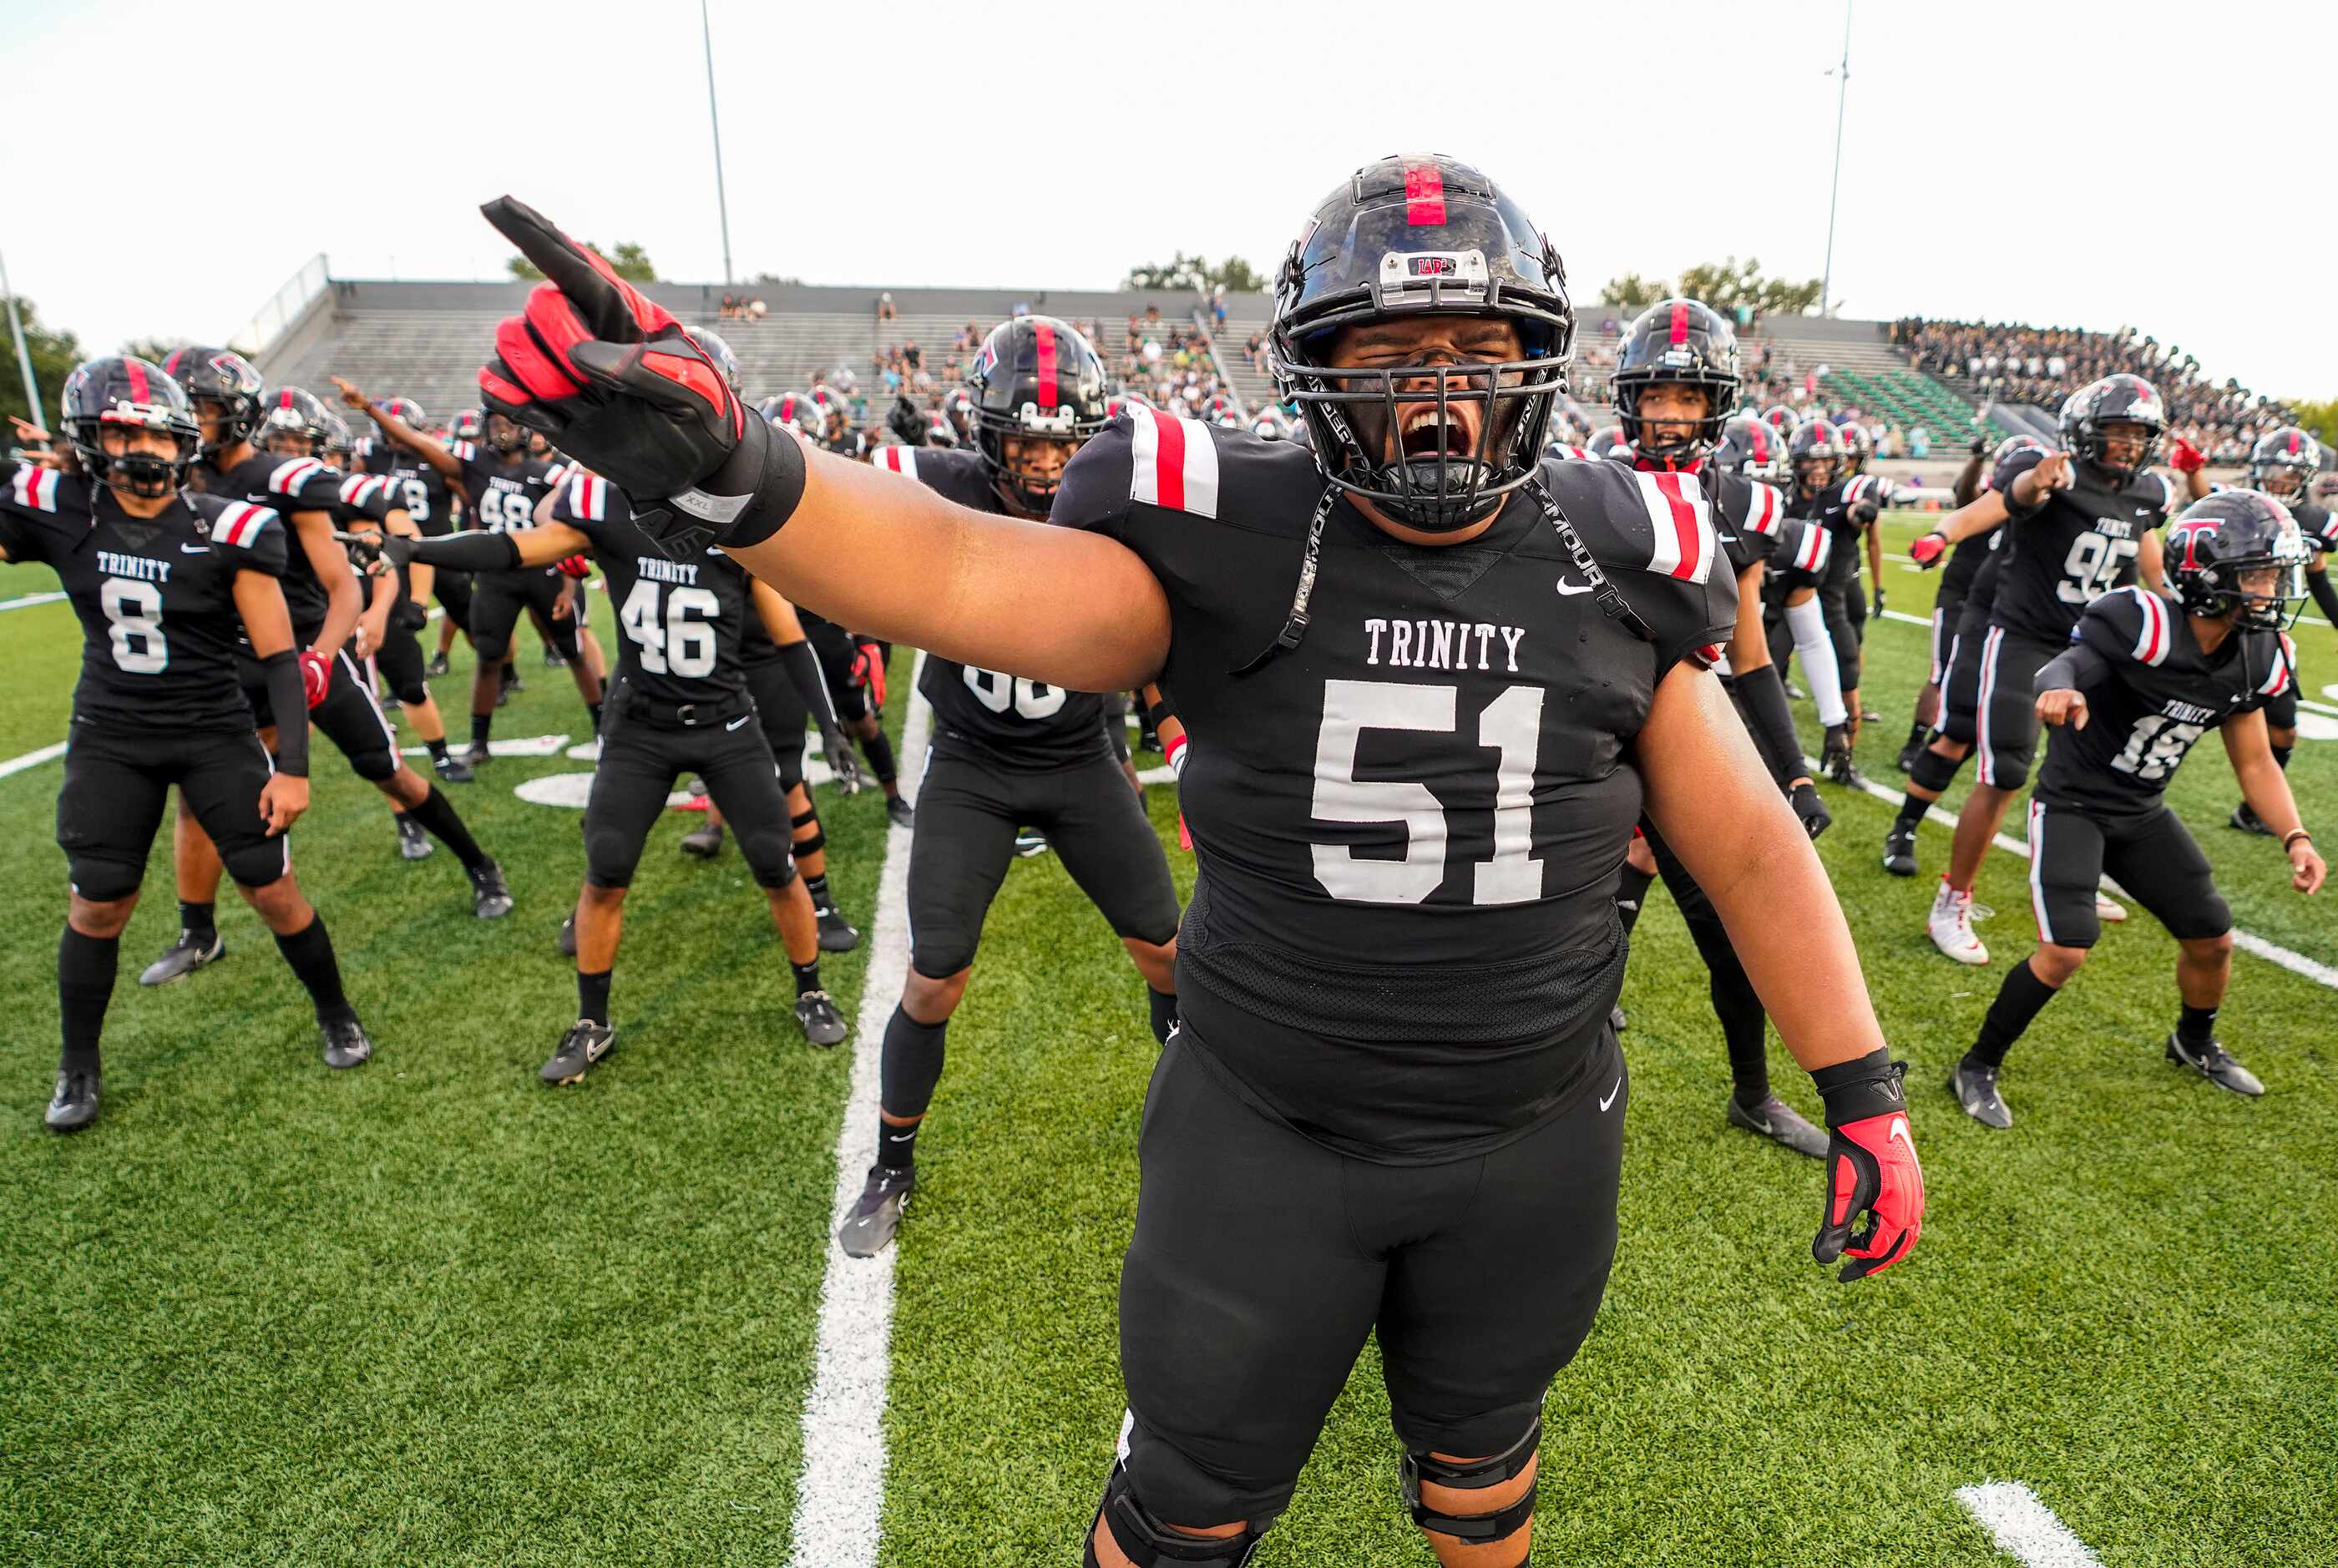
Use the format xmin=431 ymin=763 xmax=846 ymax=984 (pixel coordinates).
xmin=475 ymin=196 xmax=804 ymax=556
xmin=1809 ymin=1050 xmax=1925 ymax=1282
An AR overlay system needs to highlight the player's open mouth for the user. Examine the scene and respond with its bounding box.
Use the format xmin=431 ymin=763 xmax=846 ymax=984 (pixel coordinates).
xmin=1398 ymin=403 xmax=1479 ymax=461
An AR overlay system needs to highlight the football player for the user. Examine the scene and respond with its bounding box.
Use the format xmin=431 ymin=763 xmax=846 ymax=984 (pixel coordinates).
xmin=1593 ymin=300 xmax=1830 ymax=1157
xmin=799 ymin=607 xmax=913 ymax=827
xmin=1896 ymin=431 xmax=2038 ymax=772
xmin=833 ymin=320 xmax=1185 ymax=1259
xmin=387 ymin=457 xmax=851 ymax=1078
xmin=139 ymin=354 xmax=511 ymax=988
xmin=1895 ymin=377 xmax=2173 ymax=961
xmin=331 ymin=377 xmax=604 ymax=765
xmin=472 ymin=162 xmax=1923 ymax=1568
xmin=1780 ymin=421 xmax=1888 ymax=782
xmin=5 ymin=359 xmax=375 ymax=1130
xmin=2178 ymin=426 xmax=2335 ymax=834
xmin=1948 ymin=493 xmax=2323 ymax=1126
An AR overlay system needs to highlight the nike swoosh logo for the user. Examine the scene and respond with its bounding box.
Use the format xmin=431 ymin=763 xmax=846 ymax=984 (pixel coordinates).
xmin=1556 ymin=579 xmax=1593 ymax=597
xmin=886 ymin=1132 xmax=915 ymax=1142
xmin=586 ymin=1035 xmax=610 ymax=1061
xmin=180 ymin=544 xmax=210 ymax=554
xmin=1717 ymin=534 xmax=1739 ymax=544
xmin=1599 ymin=1075 xmax=1622 ymax=1112
xmin=726 ymin=714 xmax=751 ymax=731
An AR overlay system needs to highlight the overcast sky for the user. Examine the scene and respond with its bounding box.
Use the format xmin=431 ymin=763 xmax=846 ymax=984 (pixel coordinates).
xmin=5 ymin=1 xmax=2331 ymax=402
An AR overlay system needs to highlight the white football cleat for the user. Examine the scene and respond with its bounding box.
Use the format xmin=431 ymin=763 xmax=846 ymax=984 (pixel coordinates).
xmin=1928 ymin=879 xmax=1991 ymax=966
xmin=2095 ymin=893 xmax=2127 ymax=923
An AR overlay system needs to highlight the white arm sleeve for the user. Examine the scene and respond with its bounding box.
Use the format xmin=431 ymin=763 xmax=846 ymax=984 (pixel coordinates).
xmin=1785 ymin=594 xmax=1849 ymax=728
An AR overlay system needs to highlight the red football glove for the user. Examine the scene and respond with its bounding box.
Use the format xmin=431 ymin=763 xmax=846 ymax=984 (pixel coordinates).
xmin=299 ymin=649 xmax=332 ymax=710
xmin=1908 ymin=530 xmax=1950 ymax=569
xmin=554 ymin=554 xmax=591 ymax=579
xmin=2168 ymin=435 xmax=2205 ymax=474
xmin=850 ymin=639 xmax=887 ymax=708
xmin=1810 ymin=1053 xmax=1924 ymax=1283
xmin=475 ymin=197 xmax=768 ymax=539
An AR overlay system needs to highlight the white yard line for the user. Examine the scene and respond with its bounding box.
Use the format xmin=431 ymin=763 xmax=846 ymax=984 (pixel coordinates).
xmin=0 ymin=741 xmax=67 ymax=778
xmin=0 ymin=590 xmax=66 ymax=613
xmin=1955 ymin=1482 xmax=2104 ymax=1567
xmin=787 ymin=652 xmax=930 ymax=1568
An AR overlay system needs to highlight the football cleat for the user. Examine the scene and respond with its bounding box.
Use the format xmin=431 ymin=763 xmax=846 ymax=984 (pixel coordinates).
xmin=1948 ymin=1060 xmax=2012 ymax=1128
xmin=468 ymin=861 xmax=514 ymax=919
xmin=1013 ymin=828 xmax=1050 ymax=859
xmin=680 ymin=819 xmax=726 ymax=859
xmin=45 ymin=1066 xmax=100 ymax=1132
xmin=557 ymin=911 xmax=578 ymax=957
xmin=816 ymin=904 xmax=861 ymax=953
xmin=433 ymin=750 xmax=475 ymax=785
xmin=1784 ymin=679 xmax=1806 ymax=701
xmin=1927 ymin=881 xmax=1990 ymax=966
xmin=1860 ymin=706 xmax=1882 ymax=725
xmin=464 ymin=739 xmax=494 ymax=768
xmin=542 ymin=645 xmax=566 ymax=669
xmin=397 ymin=814 xmax=435 ymax=861
xmin=838 ymin=1162 xmax=916 ymax=1257
xmin=885 ymin=797 xmax=916 ymax=830
xmin=1726 ymin=1093 xmax=1829 ymax=1159
xmin=321 ymin=1016 xmax=374 ymax=1070
xmin=139 ymin=928 xmax=224 ymax=988
xmin=1608 ymin=1003 xmax=1627 ymax=1034
xmin=2228 ymin=802 xmax=2274 ymax=837
xmin=541 ymin=1019 xmax=616 ymax=1085
xmin=2095 ymin=893 xmax=2128 ymax=924
xmin=794 ymin=990 xmax=849 ymax=1048
xmin=424 ymin=650 xmax=450 ymax=678
xmin=2165 ymin=1034 xmax=2264 ymax=1096
xmin=1883 ymin=823 xmax=1919 ymax=878
xmin=1895 ymin=738 xmax=1923 ymax=774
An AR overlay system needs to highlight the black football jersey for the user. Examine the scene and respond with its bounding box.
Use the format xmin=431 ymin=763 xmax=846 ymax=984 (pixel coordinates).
xmin=1991 ymin=449 xmax=2175 ymax=645
xmin=1785 ymin=473 xmax=1888 ymax=589
xmin=382 ymin=452 xmax=455 ymax=538
xmin=1060 ymin=407 xmax=1733 ymax=1161
xmin=2036 ymin=585 xmax=2287 ymax=815
xmin=550 ymin=469 xmax=753 ymax=706
xmin=1592 ymin=452 xmax=1784 ymax=577
xmin=453 ymin=441 xmax=567 ymax=557
xmin=1939 ymin=528 xmax=2002 ymax=606
xmin=189 ymin=449 xmax=357 ymax=635
xmin=873 ymin=444 xmax=1115 ymax=771
xmin=2285 ymin=496 xmax=2335 ymax=556
xmin=0 ymin=463 xmax=287 ymax=731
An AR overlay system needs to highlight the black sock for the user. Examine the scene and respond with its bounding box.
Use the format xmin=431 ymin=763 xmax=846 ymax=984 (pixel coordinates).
xmin=2272 ymin=744 xmax=2292 ymax=772
xmin=273 ymin=914 xmax=355 ymax=1026
xmin=57 ymin=927 xmax=119 ymax=1073
xmin=860 ymin=728 xmax=898 ymax=787
xmin=1148 ymin=986 xmax=1177 ymax=1044
xmin=1713 ymin=970 xmax=1770 ymax=1107
xmin=470 ymin=711 xmax=493 ymax=747
xmin=1903 ymin=717 xmax=1929 ymax=752
xmin=589 ymin=700 xmax=603 ymax=736
xmin=1969 ymin=958 xmax=2059 ymax=1069
xmin=791 ymin=959 xmax=822 ymax=998
xmin=2178 ymin=1004 xmax=2218 ymax=1050
xmin=1613 ymin=863 xmax=1656 ymax=939
xmin=405 ymin=784 xmax=488 ymax=870
xmin=425 ymin=736 xmax=450 ymax=765
xmin=1894 ymin=789 xmax=1932 ymax=833
xmin=877 ymin=1114 xmax=919 ymax=1172
xmin=179 ymin=899 xmax=216 ymax=941
xmin=804 ymin=872 xmax=833 ymax=913
xmin=578 ymin=968 xmax=612 ymax=1025
xmin=877 ymin=1004 xmax=949 ymax=1121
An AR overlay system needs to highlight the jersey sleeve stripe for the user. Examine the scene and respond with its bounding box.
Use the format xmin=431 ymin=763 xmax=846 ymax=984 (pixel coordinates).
xmin=1129 ymin=407 xmax=1220 ymax=518
xmin=1795 ymin=521 xmax=1829 ymax=574
xmin=1748 ymin=482 xmax=1782 ymax=536
xmin=2130 ymin=585 xmax=2168 ymax=665
xmin=873 ymin=445 xmax=918 ymax=479
xmin=212 ymin=502 xmax=276 ymax=549
xmin=1634 ymin=470 xmax=1713 ymax=583
xmin=2260 ymin=640 xmax=2292 ymax=695
xmin=269 ymin=457 xmax=323 ymax=495
xmin=13 ymin=465 xmax=61 ymax=511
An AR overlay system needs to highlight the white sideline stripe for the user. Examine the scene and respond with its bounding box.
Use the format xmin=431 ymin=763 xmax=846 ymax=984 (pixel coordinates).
xmin=1808 ymin=751 xmax=2338 ymax=992
xmin=788 ymin=650 xmax=930 ymax=1568
xmin=0 ymin=589 xmax=66 ymax=612
xmin=1955 ymin=1482 xmax=2103 ymax=1567
xmin=0 ymin=741 xmax=67 ymax=778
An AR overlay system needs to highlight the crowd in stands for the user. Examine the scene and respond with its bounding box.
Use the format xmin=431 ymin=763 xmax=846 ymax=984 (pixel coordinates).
xmin=1892 ymin=317 xmax=2298 ymax=460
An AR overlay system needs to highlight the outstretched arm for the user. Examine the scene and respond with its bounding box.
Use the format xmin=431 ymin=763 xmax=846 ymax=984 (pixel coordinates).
xmin=334 ymin=376 xmax=463 ymax=482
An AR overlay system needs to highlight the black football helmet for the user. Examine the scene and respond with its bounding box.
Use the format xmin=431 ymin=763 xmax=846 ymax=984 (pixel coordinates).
xmin=316 ymin=405 xmax=353 ymax=462
xmin=683 ymin=326 xmax=739 ymax=388
xmin=1269 ymin=154 xmax=1573 ymax=532
xmin=941 ymin=386 xmax=980 ymax=444
xmin=1788 ymin=420 xmax=1845 ymax=494
xmin=382 ymin=395 xmax=428 ymax=429
xmin=1837 ymin=421 xmax=1874 ymax=475
xmin=923 ymin=411 xmax=959 ymax=448
xmin=450 ymin=408 xmax=485 ymax=443
xmin=2059 ymin=373 xmax=2166 ymax=483
xmin=60 ymin=356 xmax=202 ymax=498
xmin=256 ymin=386 xmax=335 ymax=457
xmin=161 ymin=346 xmax=264 ymax=457
xmin=483 ymin=408 xmax=527 ymax=454
xmin=757 ymin=391 xmax=824 ymax=440
xmin=1762 ymin=405 xmax=1800 ymax=435
xmin=2246 ymin=426 xmax=2323 ymax=505
xmin=1611 ymin=297 xmax=1740 ymax=465
xmin=2165 ymin=490 xmax=2311 ymax=629
xmin=1586 ymin=423 xmax=1628 ymax=458
xmin=964 ymin=315 xmax=1111 ymax=513
xmin=1713 ymin=414 xmax=1787 ymax=485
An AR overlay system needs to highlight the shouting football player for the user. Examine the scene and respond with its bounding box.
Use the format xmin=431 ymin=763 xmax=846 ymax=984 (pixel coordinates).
xmin=1949 ymin=492 xmax=2322 ymax=1126
xmin=5 ymin=359 xmax=375 ymax=1130
xmin=834 ymin=319 xmax=1184 ymax=1259
xmin=469 ymin=164 xmax=1924 ymax=1567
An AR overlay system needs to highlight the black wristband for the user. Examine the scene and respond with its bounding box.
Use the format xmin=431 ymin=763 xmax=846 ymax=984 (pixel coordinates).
xmin=261 ymin=651 xmax=311 ymax=778
xmin=1143 ymin=694 xmax=1175 ymax=731
xmin=1810 ymin=1047 xmax=1908 ymax=1126
xmin=411 ymin=529 xmax=522 ymax=572
xmin=665 ymin=415 xmax=806 ymax=553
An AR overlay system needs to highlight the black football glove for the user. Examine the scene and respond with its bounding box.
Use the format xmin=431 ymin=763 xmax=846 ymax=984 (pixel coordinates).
xmin=475 ymin=196 xmax=802 ymax=554
xmin=886 ymin=394 xmax=924 ymax=447
xmin=393 ymin=598 xmax=429 ymax=633
xmin=1789 ymin=781 xmax=1832 ymax=841
xmin=1810 ymin=1051 xmax=1924 ymax=1283
xmin=1873 ymin=586 xmax=1887 ymax=616
xmin=1909 ymin=530 xmax=1950 ymax=569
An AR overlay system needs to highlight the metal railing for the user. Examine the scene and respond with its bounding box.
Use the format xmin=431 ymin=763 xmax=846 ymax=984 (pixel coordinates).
xmin=229 ymin=254 xmax=329 ymax=357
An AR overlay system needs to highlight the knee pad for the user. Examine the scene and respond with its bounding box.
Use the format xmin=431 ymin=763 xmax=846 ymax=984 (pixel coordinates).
xmin=792 ymin=822 xmax=826 ymax=857
xmin=1093 ymin=1460 xmax=1268 ymax=1568
xmin=348 ymin=746 xmax=400 ymax=783
xmin=1401 ymin=1418 xmax=1540 ymax=1549
xmin=471 ymin=629 xmax=511 ymax=664
xmin=739 ymin=827 xmax=799 ymax=889
xmin=583 ymin=827 xmax=642 ymax=892
xmin=66 ymin=855 xmax=144 ymax=903
xmin=220 ymin=840 xmax=291 ymax=892
xmin=545 ymin=616 xmax=583 ymax=664
xmin=397 ymin=680 xmax=429 ymax=708
xmin=1908 ymin=746 xmax=1964 ymax=796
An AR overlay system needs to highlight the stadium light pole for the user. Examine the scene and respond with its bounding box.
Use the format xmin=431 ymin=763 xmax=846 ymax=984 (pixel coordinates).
xmin=1819 ymin=0 xmax=1852 ymax=316
xmin=0 ymin=242 xmax=45 ymax=430
xmin=702 ymin=0 xmax=735 ymax=287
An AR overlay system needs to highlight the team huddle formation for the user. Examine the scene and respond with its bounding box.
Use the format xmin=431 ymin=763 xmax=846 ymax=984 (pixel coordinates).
xmin=9 ymin=155 xmax=2328 ymax=1565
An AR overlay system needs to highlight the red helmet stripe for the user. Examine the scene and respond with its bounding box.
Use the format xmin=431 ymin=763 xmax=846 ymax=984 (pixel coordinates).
xmin=1035 ymin=320 xmax=1058 ymax=411
xmin=1668 ymin=302 xmax=1689 ymax=345
xmin=125 ymin=358 xmax=149 ymax=404
xmin=2287 ymin=430 xmax=2301 ymax=457
xmin=1403 ymin=159 xmax=1446 ymax=226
